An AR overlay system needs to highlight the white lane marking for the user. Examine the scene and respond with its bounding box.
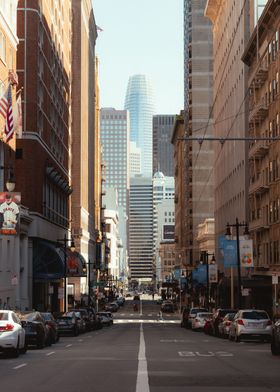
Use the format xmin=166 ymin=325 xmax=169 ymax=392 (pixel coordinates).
xmin=140 ymin=300 xmax=143 ymax=316
xmin=46 ymin=351 xmax=55 ymax=356
xmin=178 ymin=351 xmax=234 ymax=357
xmin=136 ymin=323 xmax=150 ymax=392
xmin=78 ymin=339 xmax=83 ymax=342
xmin=114 ymin=319 xmax=180 ymax=324
xmin=13 ymin=363 xmax=27 ymax=370
xmin=65 ymin=344 xmax=72 ymax=348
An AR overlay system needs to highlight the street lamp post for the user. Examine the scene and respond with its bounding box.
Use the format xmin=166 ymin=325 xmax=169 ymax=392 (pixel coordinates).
xmin=200 ymin=251 xmax=215 ymax=309
xmin=57 ymin=234 xmax=75 ymax=313
xmin=225 ymin=218 xmax=249 ymax=309
xmin=82 ymin=260 xmax=95 ymax=307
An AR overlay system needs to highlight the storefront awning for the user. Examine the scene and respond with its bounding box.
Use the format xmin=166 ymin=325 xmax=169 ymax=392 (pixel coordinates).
xmin=33 ymin=240 xmax=87 ymax=281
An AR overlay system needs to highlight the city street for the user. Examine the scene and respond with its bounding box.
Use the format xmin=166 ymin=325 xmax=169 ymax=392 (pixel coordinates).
xmin=0 ymin=299 xmax=280 ymax=391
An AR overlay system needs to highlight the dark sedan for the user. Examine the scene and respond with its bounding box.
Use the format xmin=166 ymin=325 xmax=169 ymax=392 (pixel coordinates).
xmin=56 ymin=312 xmax=80 ymax=336
xmin=41 ymin=312 xmax=59 ymax=343
xmin=18 ymin=311 xmax=50 ymax=349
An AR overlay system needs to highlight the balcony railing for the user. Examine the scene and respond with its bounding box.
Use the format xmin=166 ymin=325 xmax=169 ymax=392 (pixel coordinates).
xmin=249 ymin=139 xmax=269 ymax=160
xmin=248 ymin=60 xmax=268 ymax=89
xmin=250 ymin=217 xmax=269 ymax=232
xmin=249 ymin=175 xmax=269 ymax=195
xmin=249 ymin=101 xmax=269 ymax=126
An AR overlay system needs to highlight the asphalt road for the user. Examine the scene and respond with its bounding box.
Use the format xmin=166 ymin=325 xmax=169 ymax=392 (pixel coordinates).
xmin=1 ymin=298 xmax=280 ymax=392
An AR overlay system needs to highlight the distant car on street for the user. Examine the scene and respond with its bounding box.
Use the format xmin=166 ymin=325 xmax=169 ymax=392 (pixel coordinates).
xmin=191 ymin=312 xmax=213 ymax=331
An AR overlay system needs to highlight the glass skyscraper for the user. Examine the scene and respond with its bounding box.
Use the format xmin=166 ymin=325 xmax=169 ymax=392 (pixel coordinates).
xmin=124 ymin=74 xmax=155 ymax=177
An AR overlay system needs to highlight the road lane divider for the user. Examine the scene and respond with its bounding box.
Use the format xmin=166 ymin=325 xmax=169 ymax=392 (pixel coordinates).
xmin=136 ymin=323 xmax=150 ymax=392
xmin=46 ymin=351 xmax=55 ymax=356
xmin=13 ymin=363 xmax=27 ymax=370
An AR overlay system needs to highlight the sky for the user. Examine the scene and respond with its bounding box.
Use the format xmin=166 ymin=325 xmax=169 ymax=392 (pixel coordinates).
xmin=92 ymin=0 xmax=184 ymax=115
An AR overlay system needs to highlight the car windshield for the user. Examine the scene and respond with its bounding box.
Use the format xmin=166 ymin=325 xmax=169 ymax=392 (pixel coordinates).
xmin=0 ymin=312 xmax=8 ymax=320
xmin=19 ymin=313 xmax=35 ymax=321
xmin=242 ymin=311 xmax=269 ymax=320
xmin=191 ymin=308 xmax=207 ymax=314
xmin=197 ymin=313 xmax=212 ymax=318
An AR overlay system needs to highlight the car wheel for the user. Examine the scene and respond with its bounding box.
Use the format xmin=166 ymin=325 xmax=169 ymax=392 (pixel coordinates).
xmin=73 ymin=327 xmax=79 ymax=336
xmin=11 ymin=340 xmax=20 ymax=358
xmin=20 ymin=341 xmax=27 ymax=354
xmin=271 ymin=337 xmax=280 ymax=355
xmin=235 ymin=334 xmax=240 ymax=343
xmin=37 ymin=337 xmax=45 ymax=349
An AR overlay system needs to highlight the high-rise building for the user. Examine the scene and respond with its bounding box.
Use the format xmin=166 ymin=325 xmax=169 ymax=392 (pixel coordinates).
xmin=124 ymin=74 xmax=155 ymax=177
xmin=100 ymin=107 xmax=130 ymax=212
xmin=153 ymin=115 xmax=176 ymax=176
xmin=183 ymin=0 xmax=214 ymax=266
xmin=129 ymin=141 xmax=141 ymax=178
xmin=129 ymin=176 xmax=153 ymax=280
xmin=205 ymin=0 xmax=250 ymax=244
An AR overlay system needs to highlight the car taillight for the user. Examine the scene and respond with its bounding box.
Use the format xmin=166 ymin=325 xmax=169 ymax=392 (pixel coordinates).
xmin=225 ymin=321 xmax=231 ymax=326
xmin=237 ymin=319 xmax=244 ymax=325
xmin=267 ymin=320 xmax=272 ymax=326
xmin=0 ymin=323 xmax=14 ymax=331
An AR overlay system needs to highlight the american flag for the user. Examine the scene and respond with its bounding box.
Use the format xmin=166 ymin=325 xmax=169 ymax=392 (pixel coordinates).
xmin=0 ymin=87 xmax=8 ymax=120
xmin=4 ymin=84 xmax=14 ymax=142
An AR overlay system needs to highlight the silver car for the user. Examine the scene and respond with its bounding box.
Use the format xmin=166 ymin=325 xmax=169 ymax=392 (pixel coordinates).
xmin=229 ymin=309 xmax=272 ymax=342
xmin=191 ymin=312 xmax=213 ymax=331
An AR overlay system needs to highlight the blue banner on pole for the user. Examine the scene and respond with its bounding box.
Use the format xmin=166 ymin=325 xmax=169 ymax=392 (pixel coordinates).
xmin=192 ymin=264 xmax=207 ymax=283
xmin=223 ymin=240 xmax=237 ymax=268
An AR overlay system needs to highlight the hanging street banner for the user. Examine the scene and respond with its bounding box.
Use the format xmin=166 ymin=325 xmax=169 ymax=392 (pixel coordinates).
xmin=192 ymin=264 xmax=207 ymax=284
xmin=0 ymin=192 xmax=20 ymax=235
xmin=209 ymin=264 xmax=218 ymax=283
xmin=223 ymin=239 xmax=237 ymax=268
xmin=240 ymin=239 xmax=254 ymax=268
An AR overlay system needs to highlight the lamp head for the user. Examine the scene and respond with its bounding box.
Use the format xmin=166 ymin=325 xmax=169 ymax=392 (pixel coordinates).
xmin=225 ymin=224 xmax=231 ymax=239
xmin=70 ymin=239 xmax=75 ymax=252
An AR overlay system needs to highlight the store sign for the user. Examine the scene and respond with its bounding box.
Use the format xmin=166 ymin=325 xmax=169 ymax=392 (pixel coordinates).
xmin=223 ymin=240 xmax=237 ymax=268
xmin=163 ymin=225 xmax=174 ymax=240
xmin=0 ymin=192 xmax=21 ymax=235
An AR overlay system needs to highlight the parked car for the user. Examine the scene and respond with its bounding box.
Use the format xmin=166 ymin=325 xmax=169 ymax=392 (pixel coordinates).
xmin=191 ymin=312 xmax=213 ymax=331
xmin=71 ymin=309 xmax=94 ymax=332
xmin=211 ymin=308 xmax=237 ymax=337
xmin=105 ymin=302 xmax=119 ymax=312
xmin=41 ymin=312 xmax=59 ymax=343
xmin=56 ymin=312 xmax=80 ymax=336
xmin=97 ymin=312 xmax=113 ymax=326
xmin=204 ymin=317 xmax=214 ymax=335
xmin=229 ymin=309 xmax=272 ymax=342
xmin=218 ymin=312 xmax=237 ymax=338
xmin=86 ymin=307 xmax=103 ymax=330
xmin=116 ymin=297 xmax=125 ymax=306
xmin=161 ymin=301 xmax=174 ymax=313
xmin=0 ymin=310 xmax=26 ymax=357
xmin=19 ymin=311 xmax=50 ymax=349
xmin=180 ymin=306 xmax=190 ymax=328
xmin=271 ymin=316 xmax=280 ymax=355
xmin=187 ymin=307 xmax=208 ymax=329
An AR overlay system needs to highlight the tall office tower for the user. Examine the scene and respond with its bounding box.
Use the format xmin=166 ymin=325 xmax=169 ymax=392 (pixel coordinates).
xmin=152 ymin=172 xmax=175 ymax=283
xmin=100 ymin=108 xmax=130 ymax=213
xmin=153 ymin=115 xmax=176 ymax=176
xmin=129 ymin=141 xmax=141 ymax=177
xmin=205 ymin=2 xmax=249 ymax=251
xmin=183 ymin=0 xmax=214 ymax=267
xmin=129 ymin=176 xmax=153 ymax=280
xmin=124 ymin=74 xmax=155 ymax=177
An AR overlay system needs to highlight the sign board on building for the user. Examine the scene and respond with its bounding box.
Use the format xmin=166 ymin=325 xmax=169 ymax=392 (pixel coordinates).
xmin=0 ymin=192 xmax=21 ymax=235
xmin=163 ymin=225 xmax=175 ymax=240
xmin=240 ymin=239 xmax=254 ymax=268
xmin=272 ymin=273 xmax=279 ymax=285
